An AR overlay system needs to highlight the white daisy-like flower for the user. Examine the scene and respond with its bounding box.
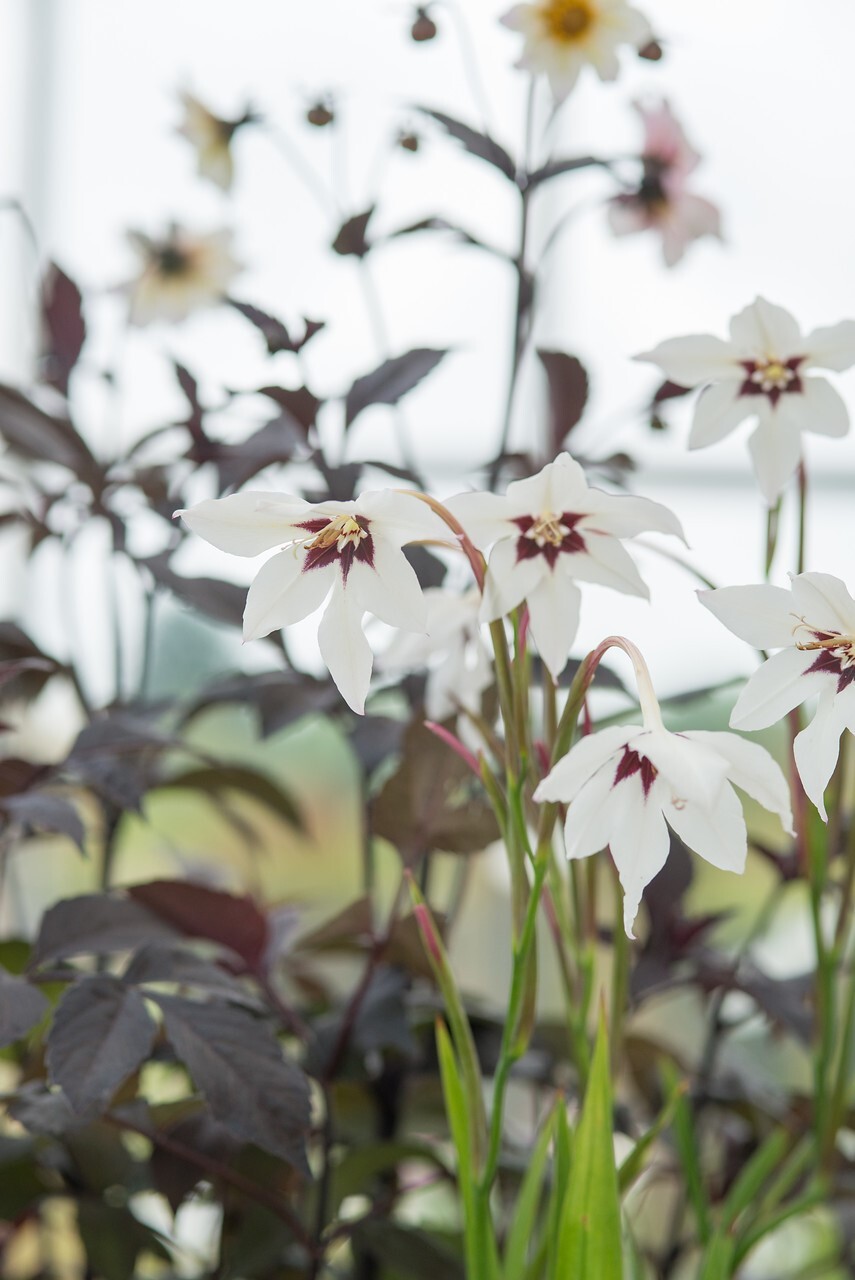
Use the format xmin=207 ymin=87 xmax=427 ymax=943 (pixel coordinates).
xmin=535 ymin=659 xmax=792 ymax=936
xmin=608 ymin=100 xmax=721 ymax=267
xmin=126 ymin=226 xmax=240 ymax=326
xmin=447 ymin=453 xmax=683 ymax=680
xmin=701 ymin=572 xmax=855 ymax=820
xmin=176 ymin=489 xmax=449 ymax=714
xmin=500 ymin=0 xmax=651 ymax=103
xmin=177 ymin=92 xmax=252 ymax=192
xmin=637 ymin=298 xmax=855 ymax=504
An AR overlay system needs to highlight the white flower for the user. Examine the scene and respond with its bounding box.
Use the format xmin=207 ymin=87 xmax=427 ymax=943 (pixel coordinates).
xmin=126 ymin=226 xmax=240 ymax=326
xmin=376 ymin=586 xmax=492 ymax=721
xmin=534 ymin=675 xmax=792 ymax=936
xmin=608 ymin=101 xmax=721 ymax=267
xmin=176 ymin=489 xmax=448 ymax=714
xmin=637 ymin=298 xmax=855 ymax=504
xmin=700 ymin=572 xmax=855 ymax=819
xmin=500 ymin=0 xmax=650 ymax=103
xmin=447 ymin=453 xmax=683 ymax=680
xmin=177 ymin=93 xmax=251 ymax=192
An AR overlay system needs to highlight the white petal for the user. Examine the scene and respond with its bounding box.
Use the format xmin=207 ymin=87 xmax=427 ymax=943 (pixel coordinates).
xmin=608 ymin=777 xmax=671 ymax=938
xmin=570 ymin=533 xmax=649 ymax=597
xmin=747 ymin=412 xmax=803 ymax=504
xmin=581 ymin=489 xmax=685 ymax=541
xmin=698 ymin=583 xmax=798 ymax=649
xmin=243 ymin=551 xmax=333 ymax=641
xmin=347 ymin=538 xmax=427 ymax=631
xmin=683 ymin=730 xmax=793 ymax=834
xmin=632 ymin=728 xmax=728 ymax=810
xmin=729 ymin=297 xmax=802 ymax=358
xmin=178 ymin=491 xmax=310 ymax=556
xmin=503 ymin=464 xmax=563 ymax=518
xmin=688 ymin=379 xmax=752 ymax=448
xmin=357 ymin=490 xmax=449 ymax=547
xmin=729 ymin=647 xmax=819 ymax=730
xmin=526 ymin=572 xmax=582 ymax=679
xmin=561 ymin=762 xmax=622 ymax=861
xmin=446 ymin=491 xmax=515 ymax=549
xmin=535 ymin=725 xmax=634 ymax=804
xmin=541 ymin=453 xmax=595 ymax=512
xmin=635 ymin=334 xmax=737 ymax=386
xmin=791 ymin=572 xmax=855 ymax=634
xmin=480 ymin=537 xmax=544 ymax=621
xmin=499 ymin=4 xmax=537 ymax=33
xmin=666 ymin=781 xmax=747 ymax=873
xmin=318 ymin=586 xmax=373 ymax=715
xmin=793 ymin=686 xmax=850 ymax=820
xmin=804 ymin=318 xmax=855 ymax=372
xmin=794 ymin=377 xmax=850 ymax=438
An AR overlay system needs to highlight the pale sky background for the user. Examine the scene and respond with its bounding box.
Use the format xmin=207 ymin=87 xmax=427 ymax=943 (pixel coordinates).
xmin=2 ymin=0 xmax=855 ymax=702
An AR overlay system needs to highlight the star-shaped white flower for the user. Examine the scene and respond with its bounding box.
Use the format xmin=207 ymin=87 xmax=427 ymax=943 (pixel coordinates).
xmin=700 ymin=572 xmax=855 ymax=819
xmin=126 ymin=226 xmax=240 ymax=326
xmin=177 ymin=93 xmax=250 ymax=192
xmin=447 ymin=453 xmax=684 ymax=680
xmin=377 ymin=586 xmax=492 ymax=721
xmin=637 ymin=297 xmax=855 ymax=504
xmin=535 ymin=685 xmax=792 ymax=936
xmin=608 ymin=100 xmax=721 ymax=267
xmin=176 ymin=489 xmax=448 ymax=714
xmin=500 ymin=0 xmax=650 ymax=102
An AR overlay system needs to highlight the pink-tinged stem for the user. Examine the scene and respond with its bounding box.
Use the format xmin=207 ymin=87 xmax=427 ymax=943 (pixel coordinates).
xmin=424 ymin=720 xmax=481 ymax=778
xmin=400 ymin=490 xmax=486 ymax=591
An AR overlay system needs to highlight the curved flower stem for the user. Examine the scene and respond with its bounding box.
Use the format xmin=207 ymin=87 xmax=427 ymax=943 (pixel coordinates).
xmin=796 ymin=460 xmax=808 ymax=574
xmin=402 ymin=490 xmax=486 ymax=590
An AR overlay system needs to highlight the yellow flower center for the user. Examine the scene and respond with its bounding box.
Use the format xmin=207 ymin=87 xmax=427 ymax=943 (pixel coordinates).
xmin=749 ymin=359 xmax=796 ymax=393
xmin=541 ymin=0 xmax=594 ymax=42
xmin=792 ymin=617 xmax=855 ymax=667
xmin=527 ymin=512 xmax=571 ymax=547
xmin=305 ymin=514 xmax=368 ymax=555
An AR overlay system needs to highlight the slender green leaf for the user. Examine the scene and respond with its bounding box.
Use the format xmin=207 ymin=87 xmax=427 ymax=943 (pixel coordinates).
xmin=503 ymin=1104 xmax=556 ymax=1278
xmin=662 ymin=1060 xmax=710 ymax=1242
xmin=618 ymin=1077 xmax=688 ymax=1193
xmin=697 ymin=1230 xmax=736 ymax=1280
xmin=555 ymin=1015 xmax=623 ymax=1280
xmin=546 ymin=1102 xmax=572 ymax=1266
xmin=721 ymin=1129 xmax=791 ymax=1231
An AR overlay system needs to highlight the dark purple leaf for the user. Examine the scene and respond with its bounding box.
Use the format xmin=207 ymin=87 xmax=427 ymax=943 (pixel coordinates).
xmin=156 ymin=764 xmax=303 ymax=831
xmin=46 ymin=976 xmax=157 ymax=1115
xmin=536 ymin=350 xmax=589 ymax=454
xmin=142 ymin=553 xmax=248 ymax=630
xmin=155 ymin=995 xmax=312 ymax=1171
xmin=0 ymin=757 xmax=46 ymax=798
xmin=310 ymin=456 xmax=364 ymax=501
xmin=345 ymin=348 xmax=448 ymax=429
xmin=296 ymin=897 xmax=374 ymax=951
xmin=526 ymin=155 xmax=608 ymax=188
xmin=0 ymin=385 xmax=100 ymax=481
xmin=77 ymin=1202 xmax=170 ymax=1280
xmin=180 ymin=669 xmax=339 ymax=738
xmin=332 ymin=207 xmax=375 ymax=257
xmin=230 ymin=300 xmax=326 ymax=356
xmin=347 ymin=716 xmax=405 ymax=774
xmin=173 ymin=362 xmax=207 ymax=444
xmin=353 ymin=1220 xmax=465 ymax=1280
xmin=1 ymin=791 xmax=85 ymax=850
xmin=148 ymin=1108 xmax=240 ymax=1211
xmin=256 ymin=385 xmax=322 ymax=432
xmin=8 ymin=1082 xmax=79 ymax=1135
xmin=387 ymin=216 xmax=491 ymax=252
xmin=127 ymin=880 xmax=271 ymax=971
xmin=39 ymin=262 xmax=86 ymax=396
xmin=214 ymin=415 xmax=305 ymax=491
xmin=403 ymin=545 xmax=447 ymax=589
xmin=0 ymin=971 xmax=49 ymax=1045
xmin=652 ymin=379 xmax=692 ymax=406
xmin=123 ymin=944 xmax=261 ymax=1004
xmin=29 ymin=894 xmax=177 ymax=968
xmin=416 ymin=107 xmax=516 ymax=180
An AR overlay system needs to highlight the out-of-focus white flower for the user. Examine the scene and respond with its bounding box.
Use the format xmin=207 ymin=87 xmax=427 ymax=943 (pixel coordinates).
xmin=447 ymin=453 xmax=683 ymax=681
xmin=534 ymin=661 xmax=792 ymax=936
xmin=500 ymin=0 xmax=650 ymax=103
xmin=608 ymin=101 xmax=721 ymax=267
xmin=177 ymin=93 xmax=253 ymax=192
xmin=176 ymin=489 xmax=448 ymax=715
xmin=377 ymin=586 xmax=492 ymax=720
xmin=126 ymin=226 xmax=240 ymax=326
xmin=701 ymin=572 xmax=855 ymax=820
xmin=637 ymin=298 xmax=855 ymax=504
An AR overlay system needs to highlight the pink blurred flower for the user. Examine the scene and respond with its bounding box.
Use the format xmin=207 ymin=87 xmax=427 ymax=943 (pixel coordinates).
xmin=608 ymin=101 xmax=721 ymax=266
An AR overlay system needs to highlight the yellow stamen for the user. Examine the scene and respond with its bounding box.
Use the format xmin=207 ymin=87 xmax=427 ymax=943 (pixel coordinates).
xmin=541 ymin=0 xmax=594 ymax=43
xmin=749 ymin=359 xmax=796 ymax=392
xmin=527 ymin=512 xmax=570 ymax=547
xmin=305 ymin=514 xmax=367 ymax=554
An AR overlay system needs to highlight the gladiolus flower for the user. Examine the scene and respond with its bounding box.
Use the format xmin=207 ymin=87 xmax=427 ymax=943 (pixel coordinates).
xmin=126 ymin=225 xmax=240 ymax=326
xmin=176 ymin=489 xmax=448 ymax=715
xmin=701 ymin=572 xmax=855 ymax=819
xmin=637 ymin=298 xmax=855 ymax=504
xmin=177 ymin=93 xmax=253 ymax=192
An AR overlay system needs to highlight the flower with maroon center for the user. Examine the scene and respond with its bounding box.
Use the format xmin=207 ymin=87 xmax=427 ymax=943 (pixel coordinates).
xmin=534 ymin=644 xmax=793 ymax=937
xmin=500 ymin=0 xmax=650 ymax=103
xmin=125 ymin=225 xmax=240 ymax=326
xmin=447 ymin=453 xmax=683 ymax=680
xmin=637 ymin=297 xmax=855 ymax=504
xmin=701 ymin=572 xmax=855 ymax=819
xmin=175 ymin=489 xmax=449 ymax=714
xmin=607 ymin=100 xmax=721 ymax=267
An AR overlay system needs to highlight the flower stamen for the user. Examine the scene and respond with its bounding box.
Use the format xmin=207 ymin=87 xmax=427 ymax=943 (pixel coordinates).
xmin=541 ymin=0 xmax=594 ymax=41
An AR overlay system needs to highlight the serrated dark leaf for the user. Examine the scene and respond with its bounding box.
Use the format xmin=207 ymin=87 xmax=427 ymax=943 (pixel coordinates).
xmin=0 ymin=384 xmax=100 ymax=482
xmin=371 ymin=718 xmax=498 ymax=859
xmin=127 ymin=881 xmax=271 ymax=971
xmin=148 ymin=1108 xmax=240 ymax=1212
xmin=1 ymin=791 xmax=85 ymax=850
xmin=157 ymin=763 xmax=303 ymax=831
xmin=46 ymin=976 xmax=157 ymax=1115
xmin=63 ymin=714 xmax=175 ymax=811
xmin=29 ymin=894 xmax=177 ymax=968
xmin=214 ymin=414 xmax=305 ymax=491
xmin=345 ymin=348 xmax=448 ymax=429
xmin=536 ymin=349 xmax=589 ymax=454
xmin=156 ymin=995 xmax=312 ymax=1172
xmin=416 ymin=107 xmax=516 ymax=179
xmin=310 ymin=456 xmax=364 ymax=501
xmin=256 ymin=385 xmax=322 ymax=432
xmin=143 ymin=553 xmax=248 ymax=629
xmin=8 ymin=1081 xmax=80 ymax=1135
xmin=180 ymin=669 xmax=339 ymax=738
xmin=526 ymin=155 xmax=607 ymax=188
xmin=230 ymin=299 xmax=296 ymax=353
xmin=0 ymin=971 xmax=49 ymax=1045
xmin=173 ymin=361 xmax=207 ymax=444
xmin=39 ymin=262 xmax=86 ymax=396
xmin=123 ymin=944 xmax=261 ymax=1005
xmin=353 ymin=967 xmax=417 ymax=1058
xmin=332 ymin=207 xmax=375 ymax=257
